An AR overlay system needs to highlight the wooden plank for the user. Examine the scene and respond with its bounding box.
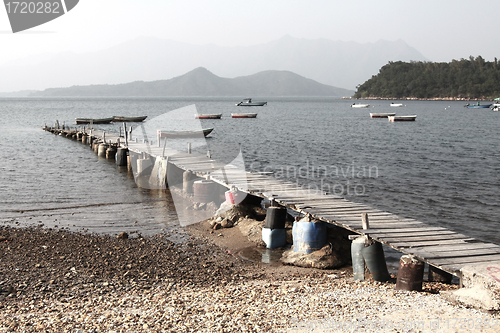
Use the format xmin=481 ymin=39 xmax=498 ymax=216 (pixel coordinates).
xmin=407 ymin=242 xmax=500 ymax=253
xmin=431 ymin=255 xmax=500 ymax=266
xmin=390 ymin=238 xmax=476 ymax=248
xmin=414 ymin=248 xmax=500 ymax=259
xmin=373 ymin=234 xmax=470 ymax=243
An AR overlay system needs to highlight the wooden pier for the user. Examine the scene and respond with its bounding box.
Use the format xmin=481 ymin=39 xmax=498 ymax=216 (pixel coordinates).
xmin=44 ymin=125 xmax=500 ymax=303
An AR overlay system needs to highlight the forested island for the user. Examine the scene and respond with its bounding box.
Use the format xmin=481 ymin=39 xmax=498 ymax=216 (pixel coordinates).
xmin=353 ymin=56 xmax=500 ymax=99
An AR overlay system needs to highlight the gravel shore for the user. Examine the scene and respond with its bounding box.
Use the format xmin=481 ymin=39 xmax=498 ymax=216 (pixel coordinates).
xmin=1 ymin=224 xmax=499 ymax=332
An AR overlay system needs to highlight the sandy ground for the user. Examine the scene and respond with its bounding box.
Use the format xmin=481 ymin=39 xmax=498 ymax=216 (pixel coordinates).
xmin=1 ymin=216 xmax=499 ymax=332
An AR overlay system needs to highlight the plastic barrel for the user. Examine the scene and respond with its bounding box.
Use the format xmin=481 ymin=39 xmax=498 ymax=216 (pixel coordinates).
xmin=292 ymin=221 xmax=327 ymax=254
xmin=351 ymin=237 xmax=366 ymax=281
xmin=97 ymin=143 xmax=109 ymax=158
xmin=396 ymin=255 xmax=425 ymax=291
xmin=115 ymin=148 xmax=128 ymax=166
xmin=193 ymin=180 xmax=216 ymax=203
xmin=225 ymin=189 xmax=244 ymax=205
xmin=106 ymin=146 xmax=117 ymax=160
xmin=361 ymin=242 xmax=391 ymax=282
xmin=264 ymin=206 xmax=287 ymax=229
xmin=262 ymin=227 xmax=287 ymax=249
xmin=183 ymin=170 xmax=196 ymax=194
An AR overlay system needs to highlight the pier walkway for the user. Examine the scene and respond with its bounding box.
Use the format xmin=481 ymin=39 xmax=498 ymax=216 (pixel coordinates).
xmin=77 ymin=127 xmax=500 ymax=280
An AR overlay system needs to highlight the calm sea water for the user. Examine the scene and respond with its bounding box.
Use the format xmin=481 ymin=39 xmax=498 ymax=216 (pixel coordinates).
xmin=0 ymin=97 xmax=498 ymax=248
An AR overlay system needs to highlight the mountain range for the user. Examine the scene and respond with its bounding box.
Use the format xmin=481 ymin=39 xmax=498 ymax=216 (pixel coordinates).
xmin=29 ymin=67 xmax=353 ymax=97
xmin=0 ymin=35 xmax=427 ymax=93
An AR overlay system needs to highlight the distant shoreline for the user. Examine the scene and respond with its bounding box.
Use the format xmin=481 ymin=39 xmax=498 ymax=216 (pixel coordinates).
xmin=344 ymin=96 xmax=495 ymax=101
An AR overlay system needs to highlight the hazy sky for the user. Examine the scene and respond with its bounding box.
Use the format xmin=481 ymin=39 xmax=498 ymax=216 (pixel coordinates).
xmin=1 ymin=0 xmax=499 ymax=66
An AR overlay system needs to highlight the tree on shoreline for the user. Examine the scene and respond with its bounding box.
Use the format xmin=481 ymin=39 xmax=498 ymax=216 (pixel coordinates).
xmin=353 ymin=56 xmax=500 ymax=99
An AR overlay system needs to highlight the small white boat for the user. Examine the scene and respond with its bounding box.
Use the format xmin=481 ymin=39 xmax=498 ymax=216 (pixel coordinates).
xmin=351 ymin=103 xmax=370 ymax=108
xmin=231 ymin=113 xmax=257 ymax=118
xmin=388 ymin=115 xmax=417 ymax=122
xmin=390 ymin=103 xmax=404 ymax=107
xmin=491 ymin=104 xmax=500 ymax=112
xmin=194 ymin=113 xmax=222 ymax=119
xmin=370 ymin=113 xmax=396 ymax=118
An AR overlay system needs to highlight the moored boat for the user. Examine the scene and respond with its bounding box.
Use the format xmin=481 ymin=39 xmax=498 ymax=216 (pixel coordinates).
xmin=390 ymin=103 xmax=404 ymax=107
xmin=388 ymin=115 xmax=417 ymax=122
xmin=351 ymin=103 xmax=370 ymax=108
xmin=75 ymin=117 xmax=114 ymax=124
xmin=236 ymin=98 xmax=267 ymax=106
xmin=112 ymin=116 xmax=147 ymax=122
xmin=370 ymin=113 xmax=396 ymax=118
xmin=465 ymin=103 xmax=492 ymax=109
xmin=231 ymin=113 xmax=257 ymax=118
xmin=157 ymin=128 xmax=214 ymax=138
xmin=194 ymin=113 xmax=222 ymax=119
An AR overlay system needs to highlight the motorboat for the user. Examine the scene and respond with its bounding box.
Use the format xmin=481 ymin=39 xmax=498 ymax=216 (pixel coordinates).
xmin=194 ymin=114 xmax=222 ymax=119
xmin=112 ymin=116 xmax=147 ymax=122
xmin=157 ymin=128 xmax=214 ymax=138
xmin=231 ymin=113 xmax=257 ymax=118
xmin=75 ymin=117 xmax=114 ymax=124
xmin=388 ymin=115 xmax=417 ymax=122
xmin=351 ymin=103 xmax=370 ymax=108
xmin=236 ymin=98 xmax=267 ymax=106
xmin=465 ymin=103 xmax=492 ymax=109
xmin=390 ymin=103 xmax=404 ymax=107
xmin=370 ymin=113 xmax=396 ymax=118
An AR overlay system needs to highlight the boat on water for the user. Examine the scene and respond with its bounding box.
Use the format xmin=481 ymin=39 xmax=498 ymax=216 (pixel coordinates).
xmin=236 ymin=98 xmax=267 ymax=106
xmin=370 ymin=113 xmax=396 ymax=118
xmin=194 ymin=113 xmax=222 ymax=119
xmin=388 ymin=115 xmax=417 ymax=122
xmin=390 ymin=103 xmax=404 ymax=107
xmin=465 ymin=102 xmax=492 ymax=109
xmin=75 ymin=117 xmax=114 ymax=124
xmin=492 ymin=105 xmax=500 ymax=112
xmin=231 ymin=113 xmax=257 ymax=118
xmin=157 ymin=128 xmax=214 ymax=138
xmin=112 ymin=116 xmax=147 ymax=122
xmin=351 ymin=103 xmax=370 ymax=108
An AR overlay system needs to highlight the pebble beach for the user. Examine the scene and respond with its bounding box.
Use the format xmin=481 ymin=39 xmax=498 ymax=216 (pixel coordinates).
xmin=1 ymin=223 xmax=499 ymax=333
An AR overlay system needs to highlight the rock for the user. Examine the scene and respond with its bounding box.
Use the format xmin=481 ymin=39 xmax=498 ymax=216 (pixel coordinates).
xmin=441 ymin=263 xmax=500 ymax=311
xmin=280 ymin=244 xmax=343 ymax=269
xmin=117 ymin=232 xmax=128 ymax=239
xmin=221 ymin=219 xmax=233 ymax=228
xmin=212 ymin=223 xmax=221 ymax=230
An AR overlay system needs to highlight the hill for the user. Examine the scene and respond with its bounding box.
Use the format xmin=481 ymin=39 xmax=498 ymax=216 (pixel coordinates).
xmin=29 ymin=67 xmax=353 ymax=97
xmin=0 ymin=36 xmax=427 ymax=92
xmin=354 ymin=56 xmax=500 ymax=99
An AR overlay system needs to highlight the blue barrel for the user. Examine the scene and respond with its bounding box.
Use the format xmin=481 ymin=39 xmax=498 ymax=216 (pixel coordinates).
xmin=262 ymin=227 xmax=287 ymax=249
xmin=292 ymin=221 xmax=327 ymax=254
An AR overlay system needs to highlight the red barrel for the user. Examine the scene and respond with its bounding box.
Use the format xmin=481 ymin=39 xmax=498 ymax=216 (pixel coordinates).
xmin=396 ymin=255 xmax=425 ymax=291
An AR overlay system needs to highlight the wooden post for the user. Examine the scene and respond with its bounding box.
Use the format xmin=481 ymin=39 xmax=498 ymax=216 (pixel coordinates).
xmin=188 ymin=142 xmax=191 ymax=154
xmin=362 ymin=213 xmax=370 ymax=230
xmin=162 ymin=137 xmax=167 ymax=158
xmin=123 ymin=123 xmax=128 ymax=146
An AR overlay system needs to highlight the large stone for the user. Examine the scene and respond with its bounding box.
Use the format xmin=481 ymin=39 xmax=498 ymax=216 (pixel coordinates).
xmin=280 ymin=244 xmax=343 ymax=269
xmin=441 ymin=263 xmax=500 ymax=311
